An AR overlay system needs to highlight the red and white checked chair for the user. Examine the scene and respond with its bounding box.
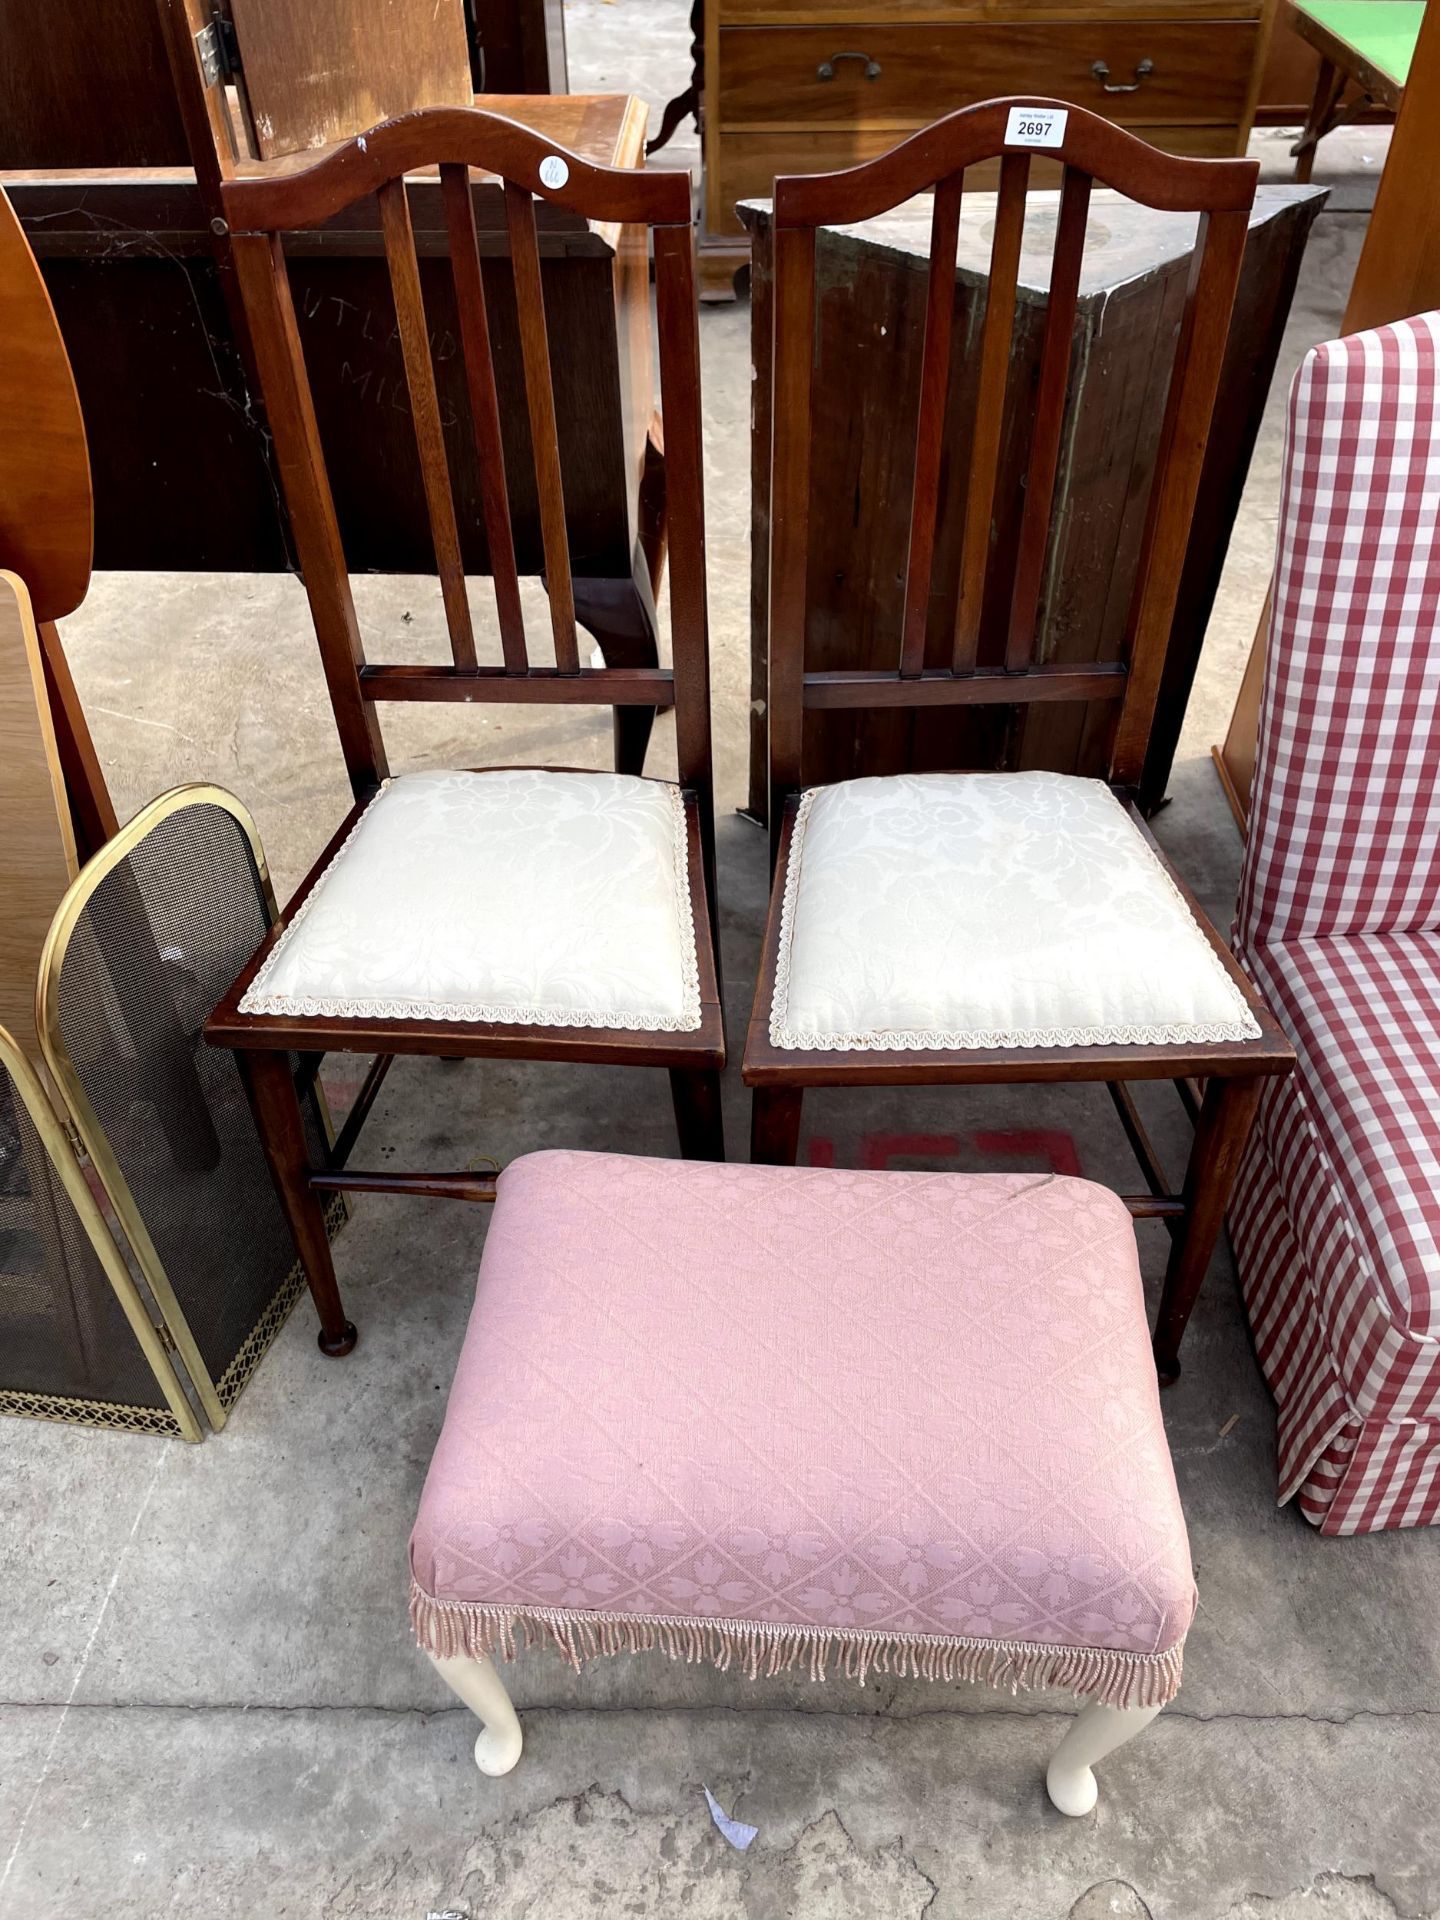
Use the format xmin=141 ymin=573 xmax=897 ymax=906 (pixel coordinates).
xmin=1231 ymin=311 xmax=1440 ymax=1533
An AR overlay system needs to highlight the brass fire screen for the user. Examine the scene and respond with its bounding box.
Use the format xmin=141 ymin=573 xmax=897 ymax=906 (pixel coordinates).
xmin=0 ymin=1024 xmax=200 ymax=1440
xmin=31 ymin=786 xmax=337 ymax=1436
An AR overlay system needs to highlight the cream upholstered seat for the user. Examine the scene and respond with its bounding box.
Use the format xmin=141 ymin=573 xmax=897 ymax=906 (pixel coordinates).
xmin=770 ymin=770 xmax=1260 ymax=1052
xmin=240 ymin=768 xmax=701 ymax=1032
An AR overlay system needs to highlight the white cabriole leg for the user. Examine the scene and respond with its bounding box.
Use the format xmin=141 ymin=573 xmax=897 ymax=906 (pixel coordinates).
xmin=428 ymin=1650 xmax=524 ymax=1777
xmin=1045 ymin=1700 xmax=1163 ymax=1816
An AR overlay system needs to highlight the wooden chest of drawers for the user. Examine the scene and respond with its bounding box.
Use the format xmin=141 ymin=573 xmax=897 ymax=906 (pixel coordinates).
xmin=701 ymin=0 xmax=1277 ymax=292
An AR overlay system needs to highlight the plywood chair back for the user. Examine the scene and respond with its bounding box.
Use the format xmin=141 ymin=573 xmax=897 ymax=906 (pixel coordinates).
xmin=225 ymin=0 xmax=472 ymax=159
xmin=215 ymin=108 xmax=715 ymax=865
xmin=0 ymin=187 xmax=117 ymax=860
xmin=0 ymin=187 xmax=92 ymax=623
xmin=766 ymin=100 xmax=1259 ymax=853
xmin=0 ymin=573 xmax=79 ymax=1066
xmin=158 ymin=0 xmax=471 ymax=165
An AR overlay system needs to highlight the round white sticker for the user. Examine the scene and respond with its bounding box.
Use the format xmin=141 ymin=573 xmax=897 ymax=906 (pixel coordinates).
xmin=538 ymin=154 xmax=569 ymax=191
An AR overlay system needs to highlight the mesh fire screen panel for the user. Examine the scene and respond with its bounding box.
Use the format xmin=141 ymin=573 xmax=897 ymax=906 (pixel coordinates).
xmin=44 ymin=795 xmax=334 ymax=1419
xmin=0 ymin=1032 xmax=196 ymax=1438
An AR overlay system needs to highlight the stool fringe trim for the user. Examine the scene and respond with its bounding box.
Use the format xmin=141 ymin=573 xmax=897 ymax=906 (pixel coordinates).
xmin=409 ymin=1583 xmax=1184 ymax=1709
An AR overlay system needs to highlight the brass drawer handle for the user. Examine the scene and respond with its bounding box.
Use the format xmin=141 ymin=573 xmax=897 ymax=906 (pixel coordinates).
xmin=1091 ymin=57 xmax=1154 ymax=93
xmin=817 ymin=50 xmax=882 ymax=81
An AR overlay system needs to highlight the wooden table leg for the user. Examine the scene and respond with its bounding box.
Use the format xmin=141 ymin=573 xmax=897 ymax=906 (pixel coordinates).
xmin=238 ymin=1046 xmax=357 ymax=1356
xmin=1152 ymin=1075 xmax=1262 ymax=1385
xmin=1293 ymin=57 xmax=1343 ymax=183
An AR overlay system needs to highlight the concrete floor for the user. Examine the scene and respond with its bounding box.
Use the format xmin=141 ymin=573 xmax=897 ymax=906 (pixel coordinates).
xmin=2 ymin=8 xmax=1434 ymax=1917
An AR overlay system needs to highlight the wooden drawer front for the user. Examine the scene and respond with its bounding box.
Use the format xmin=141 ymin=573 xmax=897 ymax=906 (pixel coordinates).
xmin=717 ymin=22 xmax=1258 ymax=128
xmin=708 ymin=122 xmax=1242 ymax=232
xmin=721 ymin=0 xmax=1259 ymax=18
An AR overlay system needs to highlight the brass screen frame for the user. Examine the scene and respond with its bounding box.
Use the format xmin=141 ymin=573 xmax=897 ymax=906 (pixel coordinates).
xmin=36 ymin=783 xmax=303 ymax=1434
xmin=0 ymin=1021 xmax=202 ymax=1442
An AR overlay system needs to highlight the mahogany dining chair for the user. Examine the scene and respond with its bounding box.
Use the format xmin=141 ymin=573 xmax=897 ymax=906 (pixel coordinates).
xmin=744 ymin=100 xmax=1294 ymax=1383
xmin=201 ymin=108 xmax=723 ymax=1355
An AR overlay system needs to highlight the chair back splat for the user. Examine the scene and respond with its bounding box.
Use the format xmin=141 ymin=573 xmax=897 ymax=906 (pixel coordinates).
xmin=218 ymin=110 xmax=714 ymax=863
xmin=766 ymin=98 xmax=1258 ymax=854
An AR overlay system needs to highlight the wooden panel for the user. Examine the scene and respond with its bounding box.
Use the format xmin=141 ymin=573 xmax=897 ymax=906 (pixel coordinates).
xmin=1219 ymin=0 xmax=1440 ymax=828
xmin=1252 ymin=0 xmax=1410 ymax=118
xmin=464 ymin=0 xmax=568 ymax=92
xmin=0 ymin=574 xmax=78 ymax=1067
xmin=6 ymin=96 xmax=646 ymax=579
xmin=721 ymin=0 xmax=1261 ymax=18
xmin=227 ymin=0 xmax=473 ymax=159
xmin=717 ymin=22 xmax=1258 ymax=129
xmin=0 ymin=0 xmax=190 ymax=167
xmin=1255 ymin=10 xmax=1327 ymax=116
xmin=709 ymin=124 xmax=1242 ymax=234
xmin=0 ymin=189 xmax=91 ymax=623
xmin=722 ymin=0 xmax=985 ymax=19
xmin=1340 ymin=0 xmax=1440 ymax=332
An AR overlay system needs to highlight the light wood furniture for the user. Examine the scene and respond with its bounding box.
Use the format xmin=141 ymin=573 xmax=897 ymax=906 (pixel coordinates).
xmin=1217 ymin=0 xmax=1440 ymax=825
xmin=201 ymin=109 xmax=724 ymax=1357
xmin=222 ymin=0 xmax=471 ymax=159
xmin=743 ymin=103 xmax=1294 ymax=1383
xmin=0 ymin=191 xmax=91 ymax=633
xmin=742 ymin=182 xmax=1324 ymax=816
xmin=1252 ymin=0 xmax=1394 ymax=121
xmin=0 ymin=186 xmax=116 ymax=868
xmin=1289 ymin=0 xmax=1421 ymax=180
xmin=0 ymin=577 xmax=77 ymax=1067
xmin=700 ymin=0 xmax=1280 ymax=295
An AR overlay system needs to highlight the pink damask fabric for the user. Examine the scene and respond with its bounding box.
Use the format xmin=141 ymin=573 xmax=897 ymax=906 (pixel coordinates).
xmin=411 ymin=1152 xmax=1194 ymax=1705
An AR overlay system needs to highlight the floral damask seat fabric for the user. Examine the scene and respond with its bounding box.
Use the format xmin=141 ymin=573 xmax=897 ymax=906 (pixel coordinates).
xmin=410 ymin=1151 xmax=1196 ymax=1708
xmin=238 ymin=768 xmax=701 ymax=1031
xmin=767 ymin=771 xmax=1259 ymax=1052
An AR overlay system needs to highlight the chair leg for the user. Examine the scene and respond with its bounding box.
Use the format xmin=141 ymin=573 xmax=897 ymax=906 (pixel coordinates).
xmin=669 ymin=1067 xmax=726 ymax=1161
xmin=1152 ymin=1073 xmax=1262 ymax=1385
xmin=750 ymin=1086 xmax=804 ymax=1166
xmin=237 ymin=1047 xmax=357 ymax=1357
xmin=428 ymin=1650 xmax=524 ymax=1777
xmin=1046 ymin=1699 xmax=1163 ymax=1816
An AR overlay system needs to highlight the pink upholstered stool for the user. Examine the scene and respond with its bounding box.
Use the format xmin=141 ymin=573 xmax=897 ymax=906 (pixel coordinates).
xmin=411 ymin=1152 xmax=1195 ymax=1814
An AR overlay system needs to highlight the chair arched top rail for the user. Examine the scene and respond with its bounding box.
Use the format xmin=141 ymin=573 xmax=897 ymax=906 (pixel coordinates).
xmin=772 ymin=98 xmax=1259 ymax=228
xmin=221 ymin=105 xmax=694 ymax=233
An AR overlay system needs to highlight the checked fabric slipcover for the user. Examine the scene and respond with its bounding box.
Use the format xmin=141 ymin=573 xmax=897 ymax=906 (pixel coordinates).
xmin=1232 ymin=312 xmax=1440 ymax=1533
xmin=411 ymin=1152 xmax=1195 ymax=1708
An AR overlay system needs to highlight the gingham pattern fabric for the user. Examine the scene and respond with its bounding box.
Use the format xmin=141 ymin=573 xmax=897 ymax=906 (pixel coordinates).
xmin=1232 ymin=314 xmax=1440 ymax=1534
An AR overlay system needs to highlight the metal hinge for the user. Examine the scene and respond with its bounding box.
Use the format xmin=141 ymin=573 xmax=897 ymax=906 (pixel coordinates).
xmin=195 ymin=11 xmax=242 ymax=86
xmin=60 ymin=1116 xmax=88 ymax=1166
xmin=155 ymin=1320 xmax=179 ymax=1355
